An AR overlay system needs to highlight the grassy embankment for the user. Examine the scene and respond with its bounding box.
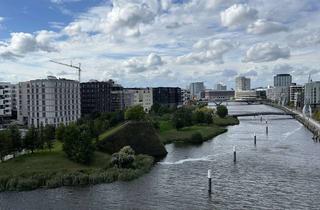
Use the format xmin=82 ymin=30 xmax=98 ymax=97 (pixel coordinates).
xmin=159 ymin=115 xmax=239 ymax=144
xmin=0 ymin=125 xmax=154 ymax=192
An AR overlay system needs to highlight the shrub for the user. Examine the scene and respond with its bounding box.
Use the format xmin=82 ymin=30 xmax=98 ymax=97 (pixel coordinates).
xmin=216 ymin=105 xmax=228 ymax=118
xmin=111 ymin=146 xmax=135 ymax=169
xmin=189 ymin=132 xmax=203 ymax=144
xmin=125 ymin=105 xmax=146 ymax=121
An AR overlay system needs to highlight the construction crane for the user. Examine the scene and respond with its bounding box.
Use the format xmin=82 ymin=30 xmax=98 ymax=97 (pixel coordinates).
xmin=49 ymin=60 xmax=82 ymax=82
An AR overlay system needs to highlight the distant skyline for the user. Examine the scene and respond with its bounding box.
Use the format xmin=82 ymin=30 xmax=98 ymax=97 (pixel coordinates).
xmin=0 ymin=0 xmax=319 ymax=89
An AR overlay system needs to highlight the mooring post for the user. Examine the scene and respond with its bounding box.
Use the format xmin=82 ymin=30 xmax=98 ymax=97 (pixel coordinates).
xmin=208 ymin=169 xmax=212 ymax=194
xmin=254 ymin=132 xmax=256 ymax=145
xmin=233 ymin=146 xmax=236 ymax=163
xmin=266 ymin=120 xmax=269 ymax=135
xmin=260 ymin=115 xmax=262 ymax=122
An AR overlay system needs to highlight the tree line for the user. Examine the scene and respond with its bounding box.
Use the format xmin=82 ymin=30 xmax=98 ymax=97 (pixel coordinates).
xmin=0 ymin=124 xmax=55 ymax=161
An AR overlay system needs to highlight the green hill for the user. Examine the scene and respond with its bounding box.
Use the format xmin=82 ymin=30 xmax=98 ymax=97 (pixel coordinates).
xmin=97 ymin=121 xmax=168 ymax=158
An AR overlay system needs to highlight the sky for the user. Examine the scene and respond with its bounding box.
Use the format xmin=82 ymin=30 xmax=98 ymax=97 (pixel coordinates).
xmin=0 ymin=0 xmax=319 ymax=89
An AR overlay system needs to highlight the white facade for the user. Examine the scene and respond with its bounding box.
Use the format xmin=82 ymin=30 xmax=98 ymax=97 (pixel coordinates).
xmin=189 ymin=82 xmax=205 ymax=100
xmin=125 ymin=88 xmax=153 ymax=112
xmin=181 ymin=89 xmax=191 ymax=105
xmin=0 ymin=82 xmax=12 ymax=117
xmin=235 ymin=90 xmax=257 ymax=101
xmin=304 ymin=81 xmax=320 ymax=105
xmin=266 ymin=86 xmax=289 ymax=104
xmin=17 ymin=76 xmax=81 ymax=128
xmin=235 ymin=76 xmax=250 ymax=91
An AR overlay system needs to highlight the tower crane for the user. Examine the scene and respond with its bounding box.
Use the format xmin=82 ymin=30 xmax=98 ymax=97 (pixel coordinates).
xmin=49 ymin=60 xmax=82 ymax=82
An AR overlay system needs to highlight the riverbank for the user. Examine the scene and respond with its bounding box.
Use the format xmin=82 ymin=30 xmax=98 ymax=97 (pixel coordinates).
xmin=0 ymin=141 xmax=154 ymax=192
xmin=159 ymin=115 xmax=239 ymax=144
xmin=265 ymin=102 xmax=320 ymax=138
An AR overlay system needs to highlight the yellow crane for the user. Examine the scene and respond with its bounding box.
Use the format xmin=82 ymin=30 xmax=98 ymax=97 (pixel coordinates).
xmin=49 ymin=60 xmax=82 ymax=82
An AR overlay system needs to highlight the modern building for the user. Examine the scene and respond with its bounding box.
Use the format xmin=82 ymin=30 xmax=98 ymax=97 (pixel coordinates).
xmin=235 ymin=90 xmax=257 ymax=101
xmin=304 ymin=81 xmax=320 ymax=106
xmin=201 ymin=90 xmax=234 ymax=101
xmin=274 ymin=74 xmax=292 ymax=87
xmin=0 ymin=82 xmax=13 ymax=127
xmin=235 ymin=76 xmax=251 ymax=91
xmin=189 ymin=82 xmax=205 ymax=100
xmin=181 ymin=89 xmax=191 ymax=105
xmin=80 ymin=80 xmax=113 ymax=116
xmin=111 ymin=83 xmax=125 ymax=112
xmin=124 ymin=88 xmax=153 ymax=112
xmin=266 ymin=86 xmax=289 ymax=104
xmin=214 ymin=83 xmax=227 ymax=91
xmin=17 ymin=76 xmax=81 ymax=128
xmin=289 ymin=85 xmax=303 ymax=104
xmin=153 ymin=87 xmax=182 ymax=108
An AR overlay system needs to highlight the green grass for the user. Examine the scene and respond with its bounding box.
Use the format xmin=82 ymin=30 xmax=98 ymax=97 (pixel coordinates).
xmin=213 ymin=115 xmax=239 ymax=126
xmin=159 ymin=124 xmax=227 ymax=144
xmin=0 ymin=141 xmax=154 ymax=192
xmin=159 ymin=120 xmax=174 ymax=133
xmin=98 ymin=123 xmax=127 ymax=141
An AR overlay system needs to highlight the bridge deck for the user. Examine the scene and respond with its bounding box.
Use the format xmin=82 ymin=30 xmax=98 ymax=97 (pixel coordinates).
xmin=230 ymin=112 xmax=297 ymax=117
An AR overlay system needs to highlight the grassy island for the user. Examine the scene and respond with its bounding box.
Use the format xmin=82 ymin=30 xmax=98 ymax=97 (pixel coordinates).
xmin=0 ymin=142 xmax=154 ymax=192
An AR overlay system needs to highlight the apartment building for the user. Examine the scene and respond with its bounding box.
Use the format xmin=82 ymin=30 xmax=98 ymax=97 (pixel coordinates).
xmin=0 ymin=82 xmax=12 ymax=127
xmin=17 ymin=76 xmax=81 ymax=128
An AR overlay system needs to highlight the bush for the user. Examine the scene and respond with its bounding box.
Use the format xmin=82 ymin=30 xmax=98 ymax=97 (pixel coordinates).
xmin=125 ymin=105 xmax=146 ymax=121
xmin=189 ymin=132 xmax=203 ymax=144
xmin=111 ymin=146 xmax=135 ymax=169
xmin=216 ymin=105 xmax=228 ymax=118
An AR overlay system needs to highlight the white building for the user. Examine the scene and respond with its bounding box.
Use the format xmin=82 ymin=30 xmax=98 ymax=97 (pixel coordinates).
xmin=304 ymin=81 xmax=320 ymax=105
xmin=181 ymin=89 xmax=191 ymax=105
xmin=17 ymin=76 xmax=81 ymax=128
xmin=274 ymin=74 xmax=292 ymax=87
xmin=235 ymin=90 xmax=257 ymax=101
xmin=0 ymin=82 xmax=12 ymax=118
xmin=214 ymin=83 xmax=227 ymax=91
xmin=235 ymin=76 xmax=250 ymax=91
xmin=266 ymin=86 xmax=289 ymax=104
xmin=189 ymin=82 xmax=205 ymax=100
xmin=125 ymin=88 xmax=153 ymax=112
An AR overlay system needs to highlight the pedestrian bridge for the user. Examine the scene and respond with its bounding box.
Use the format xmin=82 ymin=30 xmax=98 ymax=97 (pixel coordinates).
xmin=230 ymin=112 xmax=297 ymax=118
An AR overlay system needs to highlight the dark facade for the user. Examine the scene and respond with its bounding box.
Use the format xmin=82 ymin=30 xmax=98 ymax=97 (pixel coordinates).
xmin=152 ymin=87 xmax=182 ymax=108
xmin=80 ymin=81 xmax=112 ymax=116
xmin=111 ymin=84 xmax=125 ymax=112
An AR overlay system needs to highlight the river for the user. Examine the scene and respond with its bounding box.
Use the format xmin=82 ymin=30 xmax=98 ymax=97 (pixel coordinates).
xmin=1 ymin=103 xmax=320 ymax=209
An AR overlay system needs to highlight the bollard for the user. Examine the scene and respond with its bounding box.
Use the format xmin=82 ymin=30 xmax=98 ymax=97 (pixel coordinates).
xmin=260 ymin=115 xmax=262 ymax=122
xmin=208 ymin=170 xmax=212 ymax=194
xmin=254 ymin=132 xmax=256 ymax=145
xmin=233 ymin=146 xmax=236 ymax=163
xmin=266 ymin=125 xmax=269 ymax=135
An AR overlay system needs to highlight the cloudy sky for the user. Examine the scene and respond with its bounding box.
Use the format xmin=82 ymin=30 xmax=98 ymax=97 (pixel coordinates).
xmin=0 ymin=0 xmax=319 ymax=89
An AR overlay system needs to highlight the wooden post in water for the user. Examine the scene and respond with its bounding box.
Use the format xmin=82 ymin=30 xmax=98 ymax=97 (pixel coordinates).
xmin=233 ymin=146 xmax=236 ymax=163
xmin=254 ymin=132 xmax=256 ymax=145
xmin=266 ymin=120 xmax=269 ymax=135
xmin=208 ymin=170 xmax=212 ymax=194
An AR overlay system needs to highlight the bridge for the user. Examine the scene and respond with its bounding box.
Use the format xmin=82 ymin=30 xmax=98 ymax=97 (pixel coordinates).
xmin=230 ymin=112 xmax=297 ymax=118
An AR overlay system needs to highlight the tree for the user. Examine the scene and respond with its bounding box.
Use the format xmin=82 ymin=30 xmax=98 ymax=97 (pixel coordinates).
xmin=62 ymin=124 xmax=95 ymax=164
xmin=151 ymin=103 xmax=161 ymax=114
xmin=37 ymin=124 xmax=45 ymax=150
xmin=125 ymin=105 xmax=146 ymax=121
xmin=55 ymin=123 xmax=65 ymax=141
xmin=173 ymin=107 xmax=193 ymax=130
xmin=111 ymin=146 xmax=135 ymax=168
xmin=44 ymin=125 xmax=55 ymax=151
xmin=0 ymin=130 xmax=12 ymax=161
xmin=23 ymin=126 xmax=38 ymax=154
xmin=9 ymin=125 xmax=22 ymax=155
xmin=216 ymin=105 xmax=228 ymax=118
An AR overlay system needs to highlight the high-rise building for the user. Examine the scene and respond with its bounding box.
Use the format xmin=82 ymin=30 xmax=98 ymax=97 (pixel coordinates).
xmin=80 ymin=80 xmax=113 ymax=116
xmin=215 ymin=83 xmax=227 ymax=91
xmin=235 ymin=76 xmax=251 ymax=91
xmin=289 ymin=85 xmax=303 ymax=103
xmin=0 ymin=82 xmax=13 ymax=127
xmin=189 ymin=82 xmax=205 ymax=100
xmin=111 ymin=83 xmax=125 ymax=112
xmin=181 ymin=89 xmax=191 ymax=105
xmin=17 ymin=76 xmax=81 ymax=128
xmin=274 ymin=74 xmax=292 ymax=87
xmin=152 ymin=87 xmax=182 ymax=108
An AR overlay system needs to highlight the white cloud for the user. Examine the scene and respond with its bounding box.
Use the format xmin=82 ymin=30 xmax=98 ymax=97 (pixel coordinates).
xmin=0 ymin=31 xmax=58 ymax=59
xmin=247 ymin=19 xmax=288 ymax=35
xmin=177 ymin=39 xmax=233 ymax=64
xmin=220 ymin=4 xmax=258 ymax=28
xmin=123 ymin=53 xmax=164 ymax=73
xmin=243 ymin=42 xmax=290 ymax=63
xmin=0 ymin=17 xmax=4 ymax=22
